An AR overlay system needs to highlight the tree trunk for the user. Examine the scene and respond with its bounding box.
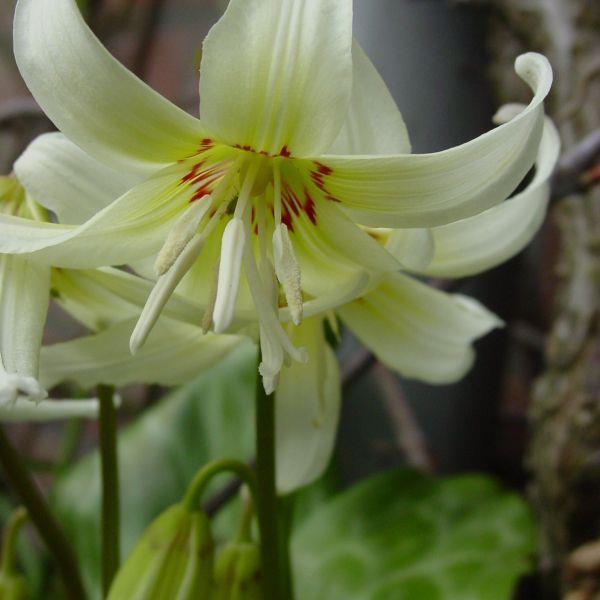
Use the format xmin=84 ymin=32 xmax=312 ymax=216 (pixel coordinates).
xmin=480 ymin=0 xmax=600 ymax=596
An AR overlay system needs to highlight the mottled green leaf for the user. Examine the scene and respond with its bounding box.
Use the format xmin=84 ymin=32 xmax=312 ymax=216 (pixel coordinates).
xmin=292 ymin=470 xmax=535 ymax=600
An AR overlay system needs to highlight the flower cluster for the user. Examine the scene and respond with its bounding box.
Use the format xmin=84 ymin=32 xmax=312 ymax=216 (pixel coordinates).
xmin=0 ymin=0 xmax=558 ymax=492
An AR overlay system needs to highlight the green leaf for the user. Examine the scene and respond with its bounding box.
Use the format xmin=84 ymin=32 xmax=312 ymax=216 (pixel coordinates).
xmin=292 ymin=470 xmax=535 ymax=600
xmin=51 ymin=342 xmax=257 ymax=598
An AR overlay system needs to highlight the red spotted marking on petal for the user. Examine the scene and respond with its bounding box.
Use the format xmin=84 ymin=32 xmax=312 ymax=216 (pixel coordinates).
xmin=234 ymin=144 xmax=256 ymax=153
xmin=279 ymin=145 xmax=292 ymax=158
xmin=182 ymin=161 xmax=205 ymax=183
xmin=314 ymin=162 xmax=333 ymax=176
xmin=310 ymin=161 xmax=340 ymax=203
xmin=281 ymin=208 xmax=294 ymax=232
xmin=303 ymin=190 xmax=317 ymax=225
xmin=198 ymin=139 xmax=214 ymax=153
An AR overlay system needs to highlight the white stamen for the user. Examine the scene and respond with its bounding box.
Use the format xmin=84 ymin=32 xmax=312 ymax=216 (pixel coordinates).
xmin=242 ymin=235 xmax=307 ymax=392
xmin=131 ymin=234 xmax=205 ymax=354
xmin=233 ymin=161 xmax=260 ymax=220
xmin=258 ymin=324 xmax=282 ymax=395
xmin=273 ymin=224 xmax=303 ymax=325
xmin=131 ymin=200 xmax=231 ymax=353
xmin=212 ymin=218 xmax=246 ymax=333
xmin=154 ymin=196 xmax=211 ymax=276
xmin=273 ymin=163 xmax=282 ymax=225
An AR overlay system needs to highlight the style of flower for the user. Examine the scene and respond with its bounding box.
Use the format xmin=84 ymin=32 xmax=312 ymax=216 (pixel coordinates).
xmin=1 ymin=0 xmax=553 ymax=391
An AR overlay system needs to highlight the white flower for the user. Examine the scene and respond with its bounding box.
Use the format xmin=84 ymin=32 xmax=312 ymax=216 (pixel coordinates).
xmin=0 ymin=0 xmax=553 ymax=390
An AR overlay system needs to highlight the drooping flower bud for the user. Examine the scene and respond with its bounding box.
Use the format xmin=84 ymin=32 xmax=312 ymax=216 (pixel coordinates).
xmin=108 ymin=503 xmax=214 ymax=599
xmin=214 ymin=541 xmax=262 ymax=600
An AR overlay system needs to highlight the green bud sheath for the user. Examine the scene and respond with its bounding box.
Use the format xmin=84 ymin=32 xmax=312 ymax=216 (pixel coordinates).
xmin=214 ymin=542 xmax=262 ymax=600
xmin=108 ymin=504 xmax=214 ymax=600
xmin=0 ymin=572 xmax=29 ymax=599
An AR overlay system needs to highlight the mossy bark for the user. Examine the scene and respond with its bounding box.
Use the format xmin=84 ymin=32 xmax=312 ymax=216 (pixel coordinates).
xmin=480 ymin=0 xmax=600 ymax=596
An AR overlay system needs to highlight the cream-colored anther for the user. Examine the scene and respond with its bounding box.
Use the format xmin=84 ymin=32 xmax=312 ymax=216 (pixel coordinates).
xmin=273 ymin=224 xmax=303 ymax=325
xmin=131 ymin=234 xmax=205 ymax=354
xmin=154 ymin=196 xmax=211 ymax=276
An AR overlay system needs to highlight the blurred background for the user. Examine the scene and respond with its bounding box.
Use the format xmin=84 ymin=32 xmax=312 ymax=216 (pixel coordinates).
xmin=0 ymin=1 xmax=598 ymax=598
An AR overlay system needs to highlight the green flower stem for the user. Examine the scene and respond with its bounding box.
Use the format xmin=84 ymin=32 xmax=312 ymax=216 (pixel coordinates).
xmin=182 ymin=459 xmax=257 ymax=512
xmin=279 ymin=495 xmax=295 ymax=600
xmin=98 ymin=384 xmax=120 ymax=596
xmin=0 ymin=507 xmax=27 ymax=575
xmin=0 ymin=425 xmax=86 ymax=599
xmin=255 ymin=353 xmax=283 ymax=599
xmin=235 ymin=488 xmax=255 ymax=543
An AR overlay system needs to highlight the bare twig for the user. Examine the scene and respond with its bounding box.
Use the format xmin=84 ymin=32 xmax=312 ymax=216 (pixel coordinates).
xmin=552 ymin=129 xmax=600 ymax=199
xmin=341 ymin=347 xmax=376 ymax=390
xmin=0 ymin=99 xmax=48 ymax=130
xmin=132 ymin=0 xmax=167 ymax=78
xmin=373 ymin=364 xmax=435 ymax=472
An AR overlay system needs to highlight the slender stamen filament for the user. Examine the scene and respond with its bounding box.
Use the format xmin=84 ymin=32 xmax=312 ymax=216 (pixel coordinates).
xmin=273 ymin=163 xmax=282 ymax=226
xmin=242 ymin=222 xmax=307 ymax=391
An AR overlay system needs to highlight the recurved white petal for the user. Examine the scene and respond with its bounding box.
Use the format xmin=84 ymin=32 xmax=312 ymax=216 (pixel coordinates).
xmin=51 ymin=267 xmax=200 ymax=332
xmin=415 ymin=117 xmax=561 ymax=278
xmin=0 ymin=398 xmax=104 ymax=422
xmin=200 ymin=0 xmax=353 ymax=156
xmin=0 ymin=163 xmax=191 ymax=267
xmin=14 ymin=0 xmax=205 ymax=173
xmin=384 ymin=228 xmax=434 ymax=272
xmin=276 ymin=318 xmax=341 ymax=494
xmin=328 ymin=43 xmax=411 ymax=155
xmin=338 ymin=273 xmax=502 ymax=384
xmin=40 ymin=319 xmax=243 ymax=389
xmin=15 ymin=133 xmax=142 ymax=225
xmin=0 ymin=255 xmax=50 ymax=380
xmin=313 ymin=53 xmax=552 ymax=227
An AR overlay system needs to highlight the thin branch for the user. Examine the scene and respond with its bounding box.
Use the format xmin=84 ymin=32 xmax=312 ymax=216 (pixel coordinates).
xmin=132 ymin=0 xmax=167 ymax=78
xmin=552 ymin=129 xmax=600 ymax=199
xmin=341 ymin=347 xmax=377 ymax=389
xmin=0 ymin=427 xmax=86 ymax=599
xmin=0 ymin=99 xmax=48 ymax=130
xmin=373 ymin=364 xmax=435 ymax=473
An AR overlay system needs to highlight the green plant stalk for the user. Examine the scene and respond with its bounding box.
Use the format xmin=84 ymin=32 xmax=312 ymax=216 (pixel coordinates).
xmin=0 ymin=507 xmax=27 ymax=575
xmin=254 ymin=354 xmax=283 ymax=599
xmin=98 ymin=384 xmax=120 ymax=596
xmin=183 ymin=459 xmax=258 ymax=512
xmin=279 ymin=495 xmax=295 ymax=600
xmin=0 ymin=425 xmax=86 ymax=599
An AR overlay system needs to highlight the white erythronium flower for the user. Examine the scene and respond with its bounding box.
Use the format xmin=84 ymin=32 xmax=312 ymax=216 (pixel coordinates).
xmin=0 ymin=176 xmax=109 ymax=421
xmin=36 ymin=112 xmax=560 ymax=492
xmin=3 ymin=0 xmax=553 ymax=390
